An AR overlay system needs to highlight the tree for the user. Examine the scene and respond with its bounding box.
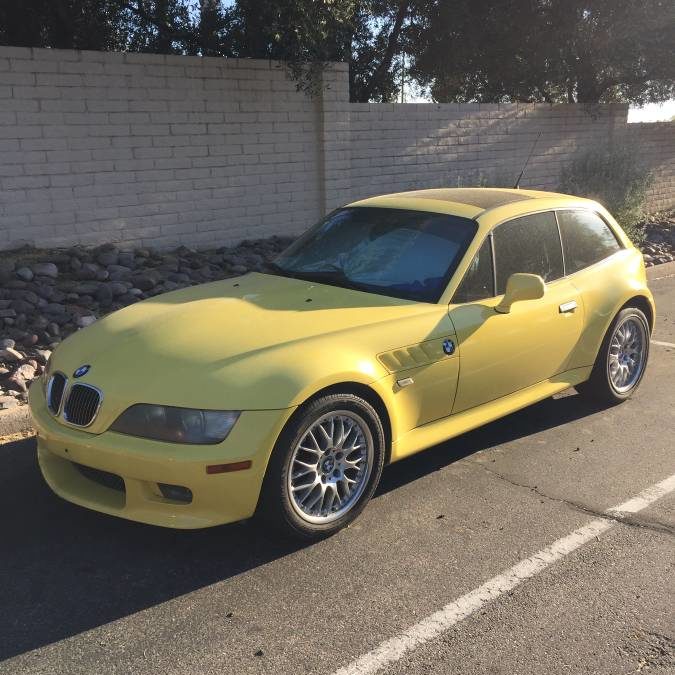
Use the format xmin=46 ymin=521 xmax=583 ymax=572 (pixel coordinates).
xmin=1 ymin=0 xmax=672 ymax=104
xmin=0 ymin=0 xmax=130 ymax=51
xmin=411 ymin=0 xmax=675 ymax=104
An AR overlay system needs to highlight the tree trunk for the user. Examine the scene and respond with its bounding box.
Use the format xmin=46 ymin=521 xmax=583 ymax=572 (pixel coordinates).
xmin=358 ymin=0 xmax=409 ymax=102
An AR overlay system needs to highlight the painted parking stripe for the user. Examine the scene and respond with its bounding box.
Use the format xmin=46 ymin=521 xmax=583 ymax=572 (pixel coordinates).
xmin=333 ymin=473 xmax=675 ymax=675
xmin=651 ymin=339 xmax=675 ymax=348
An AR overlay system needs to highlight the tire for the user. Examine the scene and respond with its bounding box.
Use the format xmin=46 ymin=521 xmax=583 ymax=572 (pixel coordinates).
xmin=257 ymin=393 xmax=386 ymax=540
xmin=576 ymin=307 xmax=650 ymax=405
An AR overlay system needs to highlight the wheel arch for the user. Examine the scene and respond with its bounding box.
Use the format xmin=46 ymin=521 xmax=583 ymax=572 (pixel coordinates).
xmin=621 ymin=294 xmax=654 ymax=332
xmin=301 ymin=382 xmax=393 ymax=465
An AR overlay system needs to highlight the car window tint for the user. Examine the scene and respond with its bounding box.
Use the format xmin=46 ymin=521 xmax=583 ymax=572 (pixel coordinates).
xmin=453 ymin=236 xmax=494 ymax=303
xmin=493 ymin=211 xmax=564 ymax=293
xmin=557 ymin=210 xmax=622 ymax=274
xmin=274 ymin=207 xmax=477 ymax=303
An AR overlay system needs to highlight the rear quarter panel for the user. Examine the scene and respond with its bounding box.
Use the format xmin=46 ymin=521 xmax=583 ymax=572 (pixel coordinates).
xmin=567 ymin=246 xmax=653 ymax=369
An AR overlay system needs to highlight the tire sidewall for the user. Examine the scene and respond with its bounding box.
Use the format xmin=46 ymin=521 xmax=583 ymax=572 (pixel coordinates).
xmin=602 ymin=307 xmax=650 ymax=400
xmin=262 ymin=393 xmax=386 ymax=539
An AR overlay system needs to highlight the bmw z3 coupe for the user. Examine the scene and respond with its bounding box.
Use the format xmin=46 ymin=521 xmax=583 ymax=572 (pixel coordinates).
xmin=31 ymin=188 xmax=654 ymax=538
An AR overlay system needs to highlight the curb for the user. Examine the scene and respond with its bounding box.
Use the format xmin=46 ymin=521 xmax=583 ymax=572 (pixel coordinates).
xmin=647 ymin=260 xmax=675 ymax=281
xmin=1 ymin=261 xmax=673 ymax=441
xmin=0 ymin=404 xmax=33 ymax=440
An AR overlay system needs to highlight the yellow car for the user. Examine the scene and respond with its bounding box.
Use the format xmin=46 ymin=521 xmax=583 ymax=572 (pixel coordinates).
xmin=30 ymin=188 xmax=654 ymax=538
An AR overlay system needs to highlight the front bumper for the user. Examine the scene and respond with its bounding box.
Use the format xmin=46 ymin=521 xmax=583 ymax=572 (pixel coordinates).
xmin=30 ymin=385 xmax=295 ymax=528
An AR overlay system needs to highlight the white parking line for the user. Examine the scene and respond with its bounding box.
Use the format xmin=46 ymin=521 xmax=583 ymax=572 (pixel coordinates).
xmin=651 ymin=339 xmax=675 ymax=348
xmin=333 ymin=474 xmax=675 ymax=675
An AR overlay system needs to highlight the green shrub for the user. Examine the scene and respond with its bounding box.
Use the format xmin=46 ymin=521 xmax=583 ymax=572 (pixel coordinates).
xmin=558 ymin=144 xmax=653 ymax=245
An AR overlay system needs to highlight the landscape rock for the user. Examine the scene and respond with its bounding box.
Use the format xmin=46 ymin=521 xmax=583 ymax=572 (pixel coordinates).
xmin=76 ymin=315 xmax=97 ymax=328
xmin=0 ymin=347 xmax=23 ymax=361
xmin=31 ymin=262 xmax=58 ymax=278
xmin=16 ymin=267 xmax=34 ymax=282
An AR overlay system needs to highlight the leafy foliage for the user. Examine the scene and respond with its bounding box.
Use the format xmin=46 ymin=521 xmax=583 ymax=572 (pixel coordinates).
xmin=558 ymin=145 xmax=654 ymax=243
xmin=0 ymin=0 xmax=672 ymax=104
xmin=411 ymin=0 xmax=675 ymax=104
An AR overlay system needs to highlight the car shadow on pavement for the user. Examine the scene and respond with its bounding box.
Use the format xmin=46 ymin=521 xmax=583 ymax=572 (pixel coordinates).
xmin=0 ymin=390 xmax=605 ymax=661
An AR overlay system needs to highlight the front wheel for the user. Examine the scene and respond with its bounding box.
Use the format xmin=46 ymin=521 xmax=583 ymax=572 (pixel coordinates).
xmin=257 ymin=393 xmax=386 ymax=540
xmin=577 ymin=307 xmax=650 ymax=404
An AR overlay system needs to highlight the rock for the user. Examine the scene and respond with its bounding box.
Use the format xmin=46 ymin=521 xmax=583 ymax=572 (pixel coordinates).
xmin=231 ymin=265 xmax=247 ymax=274
xmin=5 ymin=375 xmax=27 ymax=393
xmin=31 ymin=315 xmax=49 ymax=331
xmin=21 ymin=334 xmax=38 ymax=346
xmin=0 ymin=309 xmax=17 ymax=319
xmin=0 ymin=347 xmax=23 ymax=361
xmin=74 ymin=282 xmax=100 ymax=295
xmin=0 ymin=338 xmax=16 ymax=350
xmin=16 ymin=362 xmax=36 ymax=380
xmin=76 ymin=315 xmax=97 ymax=328
xmin=0 ymin=366 xmax=9 ymax=376
xmin=109 ymin=282 xmax=129 ymax=296
xmin=44 ymin=303 xmax=66 ymax=315
xmin=131 ymin=272 xmax=161 ymax=291
xmin=96 ymin=249 xmax=118 ymax=267
xmin=31 ymin=262 xmax=58 ymax=278
xmin=642 ymin=254 xmax=653 ymax=262
xmin=0 ymin=395 xmax=19 ymax=410
xmin=107 ymin=264 xmax=132 ymax=278
xmin=16 ymin=267 xmax=34 ymax=282
xmin=117 ymin=251 xmax=135 ymax=268
xmin=76 ymin=263 xmax=99 ymax=281
xmin=34 ymin=349 xmax=52 ymax=364
xmin=0 ymin=260 xmax=15 ymax=284
xmin=96 ymin=284 xmax=113 ymax=307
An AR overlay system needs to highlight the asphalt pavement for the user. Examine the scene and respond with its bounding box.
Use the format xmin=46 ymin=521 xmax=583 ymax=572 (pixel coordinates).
xmin=1 ymin=274 xmax=673 ymax=675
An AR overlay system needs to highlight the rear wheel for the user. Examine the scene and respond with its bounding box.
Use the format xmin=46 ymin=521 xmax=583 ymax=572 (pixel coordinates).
xmin=258 ymin=393 xmax=385 ymax=540
xmin=577 ymin=307 xmax=650 ymax=404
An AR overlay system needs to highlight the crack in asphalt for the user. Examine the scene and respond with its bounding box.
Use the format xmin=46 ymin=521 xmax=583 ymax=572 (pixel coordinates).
xmin=472 ymin=460 xmax=675 ymax=537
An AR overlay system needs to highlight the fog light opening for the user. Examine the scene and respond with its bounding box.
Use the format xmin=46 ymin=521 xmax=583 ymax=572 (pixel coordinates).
xmin=157 ymin=483 xmax=193 ymax=503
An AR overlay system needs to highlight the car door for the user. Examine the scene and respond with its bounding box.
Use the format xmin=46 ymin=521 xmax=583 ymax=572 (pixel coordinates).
xmin=448 ymin=210 xmax=585 ymax=413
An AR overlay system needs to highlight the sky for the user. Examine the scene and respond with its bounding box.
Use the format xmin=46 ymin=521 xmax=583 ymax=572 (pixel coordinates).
xmin=627 ymin=100 xmax=675 ymax=123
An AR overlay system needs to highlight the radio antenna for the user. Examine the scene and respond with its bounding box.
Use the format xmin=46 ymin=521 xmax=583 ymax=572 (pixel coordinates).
xmin=513 ymin=131 xmax=542 ymax=189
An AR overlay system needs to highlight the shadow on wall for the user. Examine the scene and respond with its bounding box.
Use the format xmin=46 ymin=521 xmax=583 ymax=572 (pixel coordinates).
xmin=0 ymin=389 xmax=605 ymax=661
xmin=341 ymin=103 xmax=667 ymax=204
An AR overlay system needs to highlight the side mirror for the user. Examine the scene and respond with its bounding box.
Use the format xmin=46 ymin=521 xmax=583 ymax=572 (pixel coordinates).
xmin=495 ymin=273 xmax=545 ymax=314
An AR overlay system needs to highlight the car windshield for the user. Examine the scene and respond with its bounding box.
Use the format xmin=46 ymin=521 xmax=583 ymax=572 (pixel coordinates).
xmin=271 ymin=207 xmax=477 ymax=302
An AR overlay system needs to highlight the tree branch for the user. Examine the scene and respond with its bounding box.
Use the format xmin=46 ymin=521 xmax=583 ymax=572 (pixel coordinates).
xmin=359 ymin=0 xmax=409 ymax=101
xmin=117 ymin=0 xmax=194 ymax=42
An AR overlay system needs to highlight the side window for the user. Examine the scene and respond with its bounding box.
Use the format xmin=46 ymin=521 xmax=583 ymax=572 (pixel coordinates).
xmin=453 ymin=237 xmax=494 ymax=303
xmin=493 ymin=211 xmax=564 ymax=294
xmin=557 ymin=210 xmax=622 ymax=274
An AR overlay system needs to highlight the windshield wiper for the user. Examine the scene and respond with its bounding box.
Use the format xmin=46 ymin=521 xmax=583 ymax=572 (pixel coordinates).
xmin=264 ymin=261 xmax=299 ymax=279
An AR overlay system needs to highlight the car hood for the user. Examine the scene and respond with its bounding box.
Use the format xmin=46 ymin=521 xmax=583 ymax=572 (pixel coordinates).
xmin=50 ymin=273 xmax=439 ymax=426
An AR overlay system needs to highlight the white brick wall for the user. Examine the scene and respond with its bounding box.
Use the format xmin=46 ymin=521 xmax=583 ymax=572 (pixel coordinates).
xmin=0 ymin=47 xmax=324 ymax=251
xmin=0 ymin=47 xmax=673 ymax=251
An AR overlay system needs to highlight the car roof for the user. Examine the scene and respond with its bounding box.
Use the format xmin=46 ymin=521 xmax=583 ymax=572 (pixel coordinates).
xmin=347 ymin=187 xmax=587 ymax=220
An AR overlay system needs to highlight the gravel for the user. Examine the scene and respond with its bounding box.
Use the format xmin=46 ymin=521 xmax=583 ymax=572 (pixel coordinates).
xmin=637 ymin=210 xmax=675 ymax=267
xmin=0 ymin=235 xmax=294 ymax=407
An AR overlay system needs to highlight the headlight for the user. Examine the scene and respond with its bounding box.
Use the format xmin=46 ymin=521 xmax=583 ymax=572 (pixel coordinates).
xmin=110 ymin=405 xmax=240 ymax=445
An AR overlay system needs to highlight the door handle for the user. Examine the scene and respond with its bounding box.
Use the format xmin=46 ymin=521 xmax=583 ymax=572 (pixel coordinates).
xmin=559 ymin=300 xmax=578 ymax=313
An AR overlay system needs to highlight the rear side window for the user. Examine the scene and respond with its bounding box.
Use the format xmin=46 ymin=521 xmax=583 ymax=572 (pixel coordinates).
xmin=557 ymin=210 xmax=622 ymax=274
xmin=453 ymin=237 xmax=494 ymax=303
xmin=493 ymin=212 xmax=564 ymax=294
